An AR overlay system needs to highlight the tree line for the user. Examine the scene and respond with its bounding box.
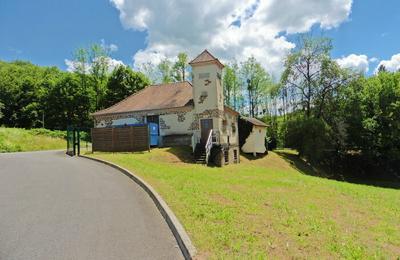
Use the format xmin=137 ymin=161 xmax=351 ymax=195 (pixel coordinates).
xmin=0 ymin=44 xmax=150 ymax=130
xmin=262 ymin=35 xmax=399 ymax=179
xmin=0 ymin=37 xmax=398 ymax=178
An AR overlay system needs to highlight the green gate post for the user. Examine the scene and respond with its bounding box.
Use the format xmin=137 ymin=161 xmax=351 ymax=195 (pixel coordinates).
xmin=73 ymin=129 xmax=76 ymax=156
xmin=77 ymin=129 xmax=80 ymax=156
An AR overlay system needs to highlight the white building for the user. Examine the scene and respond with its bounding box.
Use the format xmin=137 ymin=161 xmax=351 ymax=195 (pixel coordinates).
xmin=92 ymin=50 xmax=241 ymax=165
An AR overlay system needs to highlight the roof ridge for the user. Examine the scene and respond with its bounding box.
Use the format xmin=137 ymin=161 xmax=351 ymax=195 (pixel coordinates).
xmin=189 ymin=49 xmax=217 ymax=64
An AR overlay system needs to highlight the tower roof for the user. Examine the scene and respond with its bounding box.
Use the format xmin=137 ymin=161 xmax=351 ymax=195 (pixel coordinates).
xmin=189 ymin=50 xmax=224 ymax=69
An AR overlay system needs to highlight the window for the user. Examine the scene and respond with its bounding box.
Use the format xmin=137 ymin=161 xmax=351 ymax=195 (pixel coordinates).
xmin=233 ymin=149 xmax=238 ymax=163
xmin=224 ymin=150 xmax=229 ymax=164
xmin=199 ymin=73 xmax=210 ymax=79
xmin=232 ymin=123 xmax=236 ymax=133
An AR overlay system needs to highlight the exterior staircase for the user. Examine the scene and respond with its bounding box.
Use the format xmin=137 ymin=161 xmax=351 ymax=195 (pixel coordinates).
xmin=194 ymin=129 xmax=215 ymax=165
xmin=194 ymin=143 xmax=207 ymax=164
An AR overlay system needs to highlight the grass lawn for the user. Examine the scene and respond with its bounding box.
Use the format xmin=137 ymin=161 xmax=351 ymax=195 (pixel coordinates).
xmin=87 ymin=147 xmax=400 ymax=259
xmin=0 ymin=127 xmax=66 ymax=152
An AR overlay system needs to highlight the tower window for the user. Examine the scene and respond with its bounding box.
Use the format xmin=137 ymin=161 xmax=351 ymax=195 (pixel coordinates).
xmin=199 ymin=73 xmax=210 ymax=79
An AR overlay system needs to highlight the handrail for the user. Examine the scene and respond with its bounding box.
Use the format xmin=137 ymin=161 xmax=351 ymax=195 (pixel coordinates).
xmin=205 ymin=129 xmax=213 ymax=164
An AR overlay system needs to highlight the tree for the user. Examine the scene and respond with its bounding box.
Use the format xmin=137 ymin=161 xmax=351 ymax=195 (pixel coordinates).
xmin=240 ymin=57 xmax=272 ymax=117
xmin=281 ymin=35 xmax=333 ymax=118
xmin=103 ymin=65 xmax=150 ymax=107
xmin=70 ymin=43 xmax=113 ymax=110
xmin=139 ymin=62 xmax=159 ymax=84
xmin=173 ymin=52 xmax=188 ymax=81
xmin=45 ymin=73 xmax=94 ymax=129
xmin=0 ymin=101 xmax=4 ymax=120
xmin=223 ymin=62 xmax=241 ymax=109
xmin=378 ymin=64 xmax=387 ymax=73
xmin=158 ymin=58 xmax=174 ymax=83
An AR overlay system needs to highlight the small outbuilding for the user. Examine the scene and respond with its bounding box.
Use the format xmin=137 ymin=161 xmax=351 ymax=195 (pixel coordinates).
xmin=238 ymin=117 xmax=268 ymax=156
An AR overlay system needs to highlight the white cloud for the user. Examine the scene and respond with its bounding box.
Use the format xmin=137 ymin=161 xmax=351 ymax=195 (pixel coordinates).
xmin=100 ymin=39 xmax=119 ymax=53
xmin=65 ymin=57 xmax=124 ymax=73
xmin=336 ymin=54 xmax=369 ymax=73
xmin=110 ymin=0 xmax=353 ymax=78
xmin=369 ymin=57 xmax=378 ymax=63
xmin=375 ymin=54 xmax=400 ymax=73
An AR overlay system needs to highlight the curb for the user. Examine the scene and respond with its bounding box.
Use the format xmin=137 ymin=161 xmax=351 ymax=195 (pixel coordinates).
xmin=79 ymin=155 xmax=197 ymax=260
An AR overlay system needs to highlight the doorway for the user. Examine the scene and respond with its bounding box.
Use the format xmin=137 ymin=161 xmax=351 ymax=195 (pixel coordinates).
xmin=147 ymin=115 xmax=160 ymax=146
xmin=200 ymin=118 xmax=213 ymax=144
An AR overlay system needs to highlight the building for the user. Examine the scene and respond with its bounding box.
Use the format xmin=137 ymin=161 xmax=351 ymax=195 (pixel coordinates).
xmin=239 ymin=117 xmax=268 ymax=156
xmin=92 ymin=50 xmax=240 ymax=165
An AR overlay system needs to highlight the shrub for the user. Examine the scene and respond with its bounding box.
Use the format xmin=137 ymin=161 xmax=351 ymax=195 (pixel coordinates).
xmin=285 ymin=117 xmax=332 ymax=163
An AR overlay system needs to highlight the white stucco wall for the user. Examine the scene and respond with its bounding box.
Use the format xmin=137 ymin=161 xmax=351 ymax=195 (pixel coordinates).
xmin=192 ymin=64 xmax=223 ymax=114
xmin=159 ymin=110 xmax=194 ymax=136
xmin=219 ymin=113 xmax=239 ymax=145
xmin=241 ymin=126 xmax=267 ymax=154
xmin=111 ymin=117 xmax=143 ymax=126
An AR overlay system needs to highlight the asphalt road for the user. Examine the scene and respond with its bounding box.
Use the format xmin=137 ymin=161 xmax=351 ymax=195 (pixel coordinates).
xmin=0 ymin=150 xmax=183 ymax=260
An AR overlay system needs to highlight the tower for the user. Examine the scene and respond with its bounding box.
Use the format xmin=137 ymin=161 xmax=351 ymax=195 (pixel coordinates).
xmin=189 ymin=50 xmax=225 ymax=143
xmin=190 ymin=50 xmax=224 ymax=114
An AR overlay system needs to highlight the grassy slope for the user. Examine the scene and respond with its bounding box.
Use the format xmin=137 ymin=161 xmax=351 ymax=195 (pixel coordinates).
xmin=88 ymin=148 xmax=400 ymax=259
xmin=0 ymin=127 xmax=66 ymax=152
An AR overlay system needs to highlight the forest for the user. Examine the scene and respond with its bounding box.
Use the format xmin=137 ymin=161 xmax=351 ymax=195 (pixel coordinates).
xmin=0 ymin=35 xmax=399 ymax=179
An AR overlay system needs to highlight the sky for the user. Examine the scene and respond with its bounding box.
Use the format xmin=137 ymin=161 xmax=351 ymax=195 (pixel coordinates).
xmin=1 ymin=0 xmax=399 ymax=78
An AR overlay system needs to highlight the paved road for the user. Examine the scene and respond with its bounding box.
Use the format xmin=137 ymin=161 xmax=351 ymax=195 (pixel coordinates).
xmin=0 ymin=151 xmax=183 ymax=260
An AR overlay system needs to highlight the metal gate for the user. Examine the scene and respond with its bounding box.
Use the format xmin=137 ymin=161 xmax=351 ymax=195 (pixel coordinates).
xmin=67 ymin=126 xmax=91 ymax=156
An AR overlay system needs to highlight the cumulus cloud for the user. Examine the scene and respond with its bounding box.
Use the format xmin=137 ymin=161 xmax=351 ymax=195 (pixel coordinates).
xmin=336 ymin=54 xmax=369 ymax=73
xmin=65 ymin=57 xmax=124 ymax=73
xmin=369 ymin=57 xmax=378 ymax=63
xmin=375 ymin=54 xmax=400 ymax=73
xmin=109 ymin=0 xmax=353 ymax=78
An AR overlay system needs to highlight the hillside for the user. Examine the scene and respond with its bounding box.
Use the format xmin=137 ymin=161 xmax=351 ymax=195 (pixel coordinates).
xmin=88 ymin=148 xmax=400 ymax=259
xmin=0 ymin=127 xmax=66 ymax=152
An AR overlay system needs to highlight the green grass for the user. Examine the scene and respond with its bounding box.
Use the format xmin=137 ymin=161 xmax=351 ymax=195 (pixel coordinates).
xmin=87 ymin=147 xmax=400 ymax=259
xmin=0 ymin=127 xmax=66 ymax=152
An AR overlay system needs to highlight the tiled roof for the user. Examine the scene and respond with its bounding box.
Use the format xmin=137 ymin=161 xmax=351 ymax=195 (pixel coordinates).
xmin=189 ymin=50 xmax=224 ymax=68
xmin=224 ymin=106 xmax=240 ymax=115
xmin=92 ymin=81 xmax=193 ymax=116
xmin=241 ymin=117 xmax=268 ymax=127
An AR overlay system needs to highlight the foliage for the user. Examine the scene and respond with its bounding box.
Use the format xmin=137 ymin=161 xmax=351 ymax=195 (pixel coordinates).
xmin=145 ymin=52 xmax=190 ymax=84
xmin=103 ymin=65 xmax=150 ymax=107
xmin=172 ymin=52 xmax=189 ymax=81
xmin=284 ymin=117 xmax=332 ymax=162
xmin=158 ymin=58 xmax=174 ymax=83
xmin=280 ymin=35 xmax=333 ymax=118
xmin=44 ymin=73 xmax=95 ymax=129
xmin=0 ymin=101 xmax=4 ymax=120
xmin=0 ymin=127 xmax=66 ymax=152
xmin=88 ymin=148 xmax=400 ymax=259
xmin=340 ymin=72 xmax=400 ymax=176
xmin=223 ymin=62 xmax=242 ymax=110
xmin=240 ymin=57 xmax=273 ymax=117
xmin=0 ymin=57 xmax=149 ymax=130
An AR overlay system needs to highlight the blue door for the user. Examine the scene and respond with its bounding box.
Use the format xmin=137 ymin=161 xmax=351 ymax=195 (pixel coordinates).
xmin=149 ymin=123 xmax=159 ymax=146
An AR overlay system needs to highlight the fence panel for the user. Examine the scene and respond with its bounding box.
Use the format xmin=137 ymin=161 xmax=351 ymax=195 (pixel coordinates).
xmin=91 ymin=126 xmax=149 ymax=152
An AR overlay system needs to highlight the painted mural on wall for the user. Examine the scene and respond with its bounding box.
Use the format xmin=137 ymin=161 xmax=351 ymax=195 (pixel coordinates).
xmin=187 ymin=109 xmax=225 ymax=131
xmin=159 ymin=118 xmax=171 ymax=130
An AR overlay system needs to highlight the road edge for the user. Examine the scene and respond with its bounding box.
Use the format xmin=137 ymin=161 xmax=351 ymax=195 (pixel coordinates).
xmin=79 ymin=154 xmax=197 ymax=260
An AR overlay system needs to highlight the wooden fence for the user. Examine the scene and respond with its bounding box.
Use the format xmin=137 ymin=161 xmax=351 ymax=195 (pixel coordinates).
xmin=91 ymin=125 xmax=149 ymax=152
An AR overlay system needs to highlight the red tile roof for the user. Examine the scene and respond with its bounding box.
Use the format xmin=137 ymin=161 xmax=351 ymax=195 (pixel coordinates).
xmin=92 ymin=81 xmax=193 ymax=116
xmin=241 ymin=117 xmax=268 ymax=127
xmin=189 ymin=50 xmax=224 ymax=68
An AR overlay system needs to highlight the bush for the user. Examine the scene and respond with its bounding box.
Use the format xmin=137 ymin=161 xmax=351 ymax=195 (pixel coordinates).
xmin=28 ymin=128 xmax=66 ymax=139
xmin=285 ymin=117 xmax=332 ymax=163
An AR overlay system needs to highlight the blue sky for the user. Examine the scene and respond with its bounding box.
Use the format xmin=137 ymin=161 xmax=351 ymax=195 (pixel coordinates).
xmin=1 ymin=0 xmax=399 ymax=75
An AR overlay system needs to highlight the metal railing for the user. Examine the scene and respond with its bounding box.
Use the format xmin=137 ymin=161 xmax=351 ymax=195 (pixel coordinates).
xmin=205 ymin=129 xmax=214 ymax=164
